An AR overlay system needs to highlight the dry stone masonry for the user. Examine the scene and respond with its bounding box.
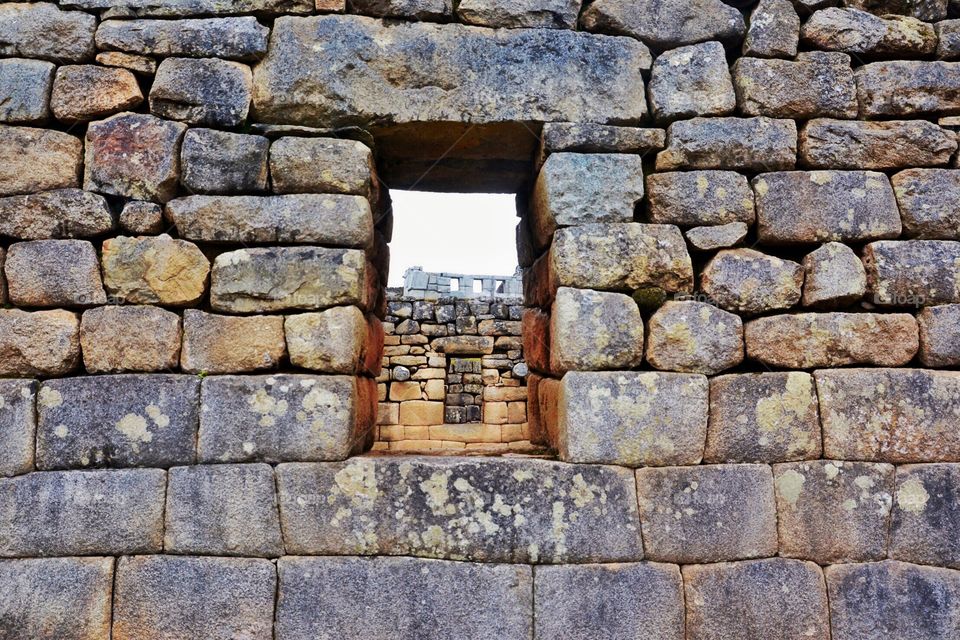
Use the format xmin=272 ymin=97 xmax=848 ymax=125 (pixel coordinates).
xmin=5 ymin=0 xmax=960 ymax=638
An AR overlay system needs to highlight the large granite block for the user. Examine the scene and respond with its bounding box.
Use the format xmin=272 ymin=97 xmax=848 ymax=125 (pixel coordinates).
xmin=890 ymin=463 xmax=960 ymax=569
xmin=0 ymin=126 xmax=82 ymax=197
xmin=286 ymin=308 xmax=383 ymax=375
xmin=656 ymin=117 xmax=797 ymax=172
xmin=0 ymin=380 xmax=36 ymax=477
xmin=95 ymin=17 xmax=269 ymax=61
xmin=0 ymin=3 xmax=96 ymax=63
xmin=0 ymin=309 xmax=80 ymax=378
xmin=549 ymin=287 xmax=644 ymax=373
xmin=864 ymin=240 xmax=960 ymax=307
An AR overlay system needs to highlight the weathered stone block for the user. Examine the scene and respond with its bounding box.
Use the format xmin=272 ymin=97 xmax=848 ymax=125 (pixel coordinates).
xmin=51 ymin=65 xmax=143 ymax=123
xmin=199 ymin=374 xmax=374 ymax=462
xmin=743 ymin=0 xmax=800 ymax=58
xmin=456 ymin=0 xmax=579 ymax=28
xmin=826 ymin=561 xmax=960 ymax=640
xmin=96 ymin=51 xmax=157 ymax=75
xmin=843 ymin=0 xmax=947 ymax=20
xmin=919 ymin=304 xmax=960 ymax=366
xmin=754 ymin=171 xmax=901 ymax=244
xmin=84 ymin=112 xmax=187 ymax=203
xmin=635 ymin=464 xmax=777 ymax=563
xmin=179 ymin=128 xmax=269 ymax=194
xmin=705 ymin=372 xmax=820 ymax=464
xmin=581 ymin=0 xmax=745 ymax=48
xmin=0 ymin=309 xmax=80 ymax=377
xmin=270 ymin=136 xmax=376 ymax=197
xmin=80 ymin=305 xmax=181 ymax=374
xmin=252 ymin=15 xmax=650 ymax=127
xmin=701 ymin=249 xmax=803 ymax=315
xmin=95 ymin=17 xmax=269 ymax=61
xmin=286 ymin=307 xmax=382 ymax=375
xmin=102 ymin=235 xmax=210 ymax=306
xmin=683 ymin=558 xmax=830 ymax=640
xmin=522 ymin=308 xmax=550 ymax=373
xmin=938 ymin=19 xmax=960 ymax=59
xmin=549 ymin=287 xmax=644 ymax=373
xmin=535 ymin=563 xmax=684 ymax=640
xmin=646 ymin=301 xmax=743 ymax=375
xmin=119 ymin=200 xmax=164 ymax=234
xmin=0 ymin=125 xmax=82 ymax=197
xmin=112 ymin=555 xmax=276 ymax=640
xmin=557 ymin=371 xmax=708 ymax=467
xmin=685 ymin=222 xmax=749 ymax=251
xmin=648 ymin=41 xmax=736 ymax=123
xmin=433 ymin=335 xmax=495 ymax=355
xmin=800 ymin=118 xmax=956 ymax=169
xmin=656 ymin=117 xmax=797 ymax=171
xmin=0 ymin=58 xmax=54 ymax=124
xmin=0 ymin=380 xmax=36 ymax=478
xmin=64 ymin=0 xmax=313 ymax=16
xmin=277 ymin=556 xmax=532 ymax=640
xmin=733 ymin=52 xmax=857 ymax=119
xmin=150 ymin=57 xmax=252 ymax=127
xmin=36 ymin=374 xmax=199 ymax=470
xmin=399 ymin=400 xmax=445 ymax=426
xmin=210 ymin=246 xmax=370 ymax=313
xmin=276 ymin=456 xmax=642 ymax=563
xmin=0 ymin=3 xmax=96 ymax=63
xmin=863 ymin=240 xmax=960 ymax=306
xmin=167 ymin=194 xmax=373 ymax=247
xmin=774 ymin=460 xmax=894 ymax=563
xmin=890 ymin=464 xmax=960 ymax=568
xmin=350 ymin=0 xmax=451 ymax=19
xmin=746 ymin=313 xmax=917 ymax=368
xmin=818 ymin=368 xmax=960 ymax=462
xmin=530 ymin=153 xmax=644 ymax=248
xmin=646 ymin=170 xmax=755 ymax=227
xmin=0 ymin=468 xmax=165 ymax=556
xmin=802 ymin=8 xmax=936 ymax=55
xmin=856 ymin=61 xmax=960 ymax=117
xmin=5 ymin=240 xmax=106 ymax=308
xmin=165 ymin=463 xmax=283 ymax=557
xmin=801 ymin=242 xmax=866 ymax=308
xmin=0 ymin=189 xmax=113 ymax=240
xmin=181 ymin=310 xmax=285 ymax=374
xmin=537 ymin=123 xmax=666 ymax=165
xmin=893 ymin=169 xmax=960 ymax=239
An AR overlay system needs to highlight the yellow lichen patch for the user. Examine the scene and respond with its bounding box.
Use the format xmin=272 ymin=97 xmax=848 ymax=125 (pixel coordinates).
xmin=897 ymin=476 xmax=930 ymax=513
xmin=755 ymin=372 xmax=813 ymax=436
xmin=419 ymin=470 xmax=455 ymax=516
xmin=38 ymin=387 xmax=62 ymax=408
xmin=333 ymin=460 xmax=380 ymax=507
xmin=776 ymin=469 xmax=806 ymax=507
xmin=145 ymin=404 xmax=170 ymax=428
xmin=115 ymin=413 xmax=152 ymax=453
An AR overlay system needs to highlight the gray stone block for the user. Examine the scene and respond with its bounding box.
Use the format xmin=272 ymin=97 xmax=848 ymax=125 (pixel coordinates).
xmin=36 ymin=375 xmax=200 ymax=470
xmin=276 ymin=556 xmax=532 ymax=640
xmin=893 ymin=169 xmax=960 ymax=240
xmin=656 ymin=117 xmax=797 ymax=172
xmin=856 ymin=60 xmax=960 ymax=118
xmin=179 ymin=128 xmax=269 ymax=194
xmin=919 ymin=304 xmax=960 ymax=366
xmin=269 ymin=136 xmax=376 ymax=197
xmin=646 ymin=301 xmax=744 ymax=375
xmin=0 ymin=58 xmax=54 ymax=124
xmin=5 ymin=240 xmax=106 ymax=308
xmin=150 ymin=57 xmax=252 ymax=127
xmin=890 ymin=463 xmax=960 ymax=569
xmin=0 ymin=379 xmax=37 ymax=478
xmin=165 ymin=463 xmax=283 ymax=557
xmin=647 ymin=170 xmax=755 ymax=227
xmin=549 ymin=287 xmax=644 ymax=373
xmin=0 ymin=3 xmax=96 ymax=63
xmin=0 ymin=468 xmax=165 ymax=556
xmin=0 ymin=189 xmax=114 ymax=240
xmin=95 ymin=17 xmax=269 ymax=61
xmin=276 ymin=456 xmax=643 ymax=563
xmin=733 ymin=52 xmax=857 ymax=119
xmin=581 ymin=0 xmax=745 ymax=49
xmin=648 ymin=41 xmax=736 ymax=123
xmin=864 ymin=240 xmax=960 ymax=307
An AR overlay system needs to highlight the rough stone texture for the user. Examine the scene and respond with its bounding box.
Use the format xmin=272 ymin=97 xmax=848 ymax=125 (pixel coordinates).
xmin=84 ymin=112 xmax=187 ymax=203
xmin=0 ymin=58 xmax=54 ymax=124
xmin=119 ymin=201 xmax=164 ymax=235
xmin=856 ymin=61 xmax=960 ymax=117
xmin=745 ymin=313 xmax=918 ymax=368
xmin=863 ymin=240 xmax=960 ymax=306
xmin=705 ymin=372 xmax=821 ymax=464
xmin=112 ymin=555 xmax=276 ymax=640
xmin=165 ymin=463 xmax=283 ymax=557
xmin=701 ymin=249 xmax=804 ymax=315
xmin=64 ymin=0 xmax=314 ymax=16
xmin=733 ymin=52 xmax=858 ymax=119
xmin=685 ymin=222 xmax=749 ymax=251
xmin=180 ymin=310 xmax=285 ymax=374
xmin=0 ymin=468 xmax=165 ymax=556
xmin=538 ymin=123 xmax=666 ymax=162
xmin=0 ymin=380 xmax=36 ymax=478
xmin=534 ymin=563 xmax=684 ymax=640
xmin=818 ymin=368 xmax=960 ymax=462
xmin=635 ymin=464 xmax=777 ymax=563
xmin=350 ymin=0 xmax=452 ymax=20
xmin=286 ymin=307 xmax=382 ymax=375
xmin=892 ymin=169 xmax=960 ymax=239
xmin=456 ymin=0 xmax=579 ymax=29
xmin=843 ymin=0 xmax=948 ymax=20
xmin=646 ymin=301 xmax=744 ymax=375
xmin=95 ymin=51 xmax=157 ymax=75
xmin=549 ymin=287 xmax=644 ymax=373
xmin=0 ymin=557 xmax=114 ymax=639
xmin=556 ymin=371 xmax=708 ymax=467
xmin=0 ymin=3 xmax=96 ymax=63
xmin=802 ymin=8 xmax=936 ymax=55
xmin=647 ymin=171 xmax=755 ymax=227
xmin=253 ymin=15 xmax=651 ymax=127
xmin=802 ymin=242 xmax=867 ymax=308
xmin=95 ymin=17 xmax=269 ymax=61
xmin=276 ymin=456 xmax=642 ymax=563
xmin=167 ymin=194 xmax=373 ymax=247
xmin=51 ymin=65 xmax=143 ymax=123
xmin=919 ymin=304 xmax=960 ymax=366
xmin=582 ymin=0 xmax=745 ymax=48
xmin=179 ymin=128 xmax=269 ymax=194
xmin=753 ymin=171 xmax=901 ymax=244
xmin=774 ymin=460 xmax=894 ymax=563
xmin=826 ymin=561 xmax=960 ymax=640
xmin=744 ymin=0 xmax=800 ymax=58
xmin=800 ymin=118 xmax=957 ymax=169
xmin=530 ymin=153 xmax=644 ymax=248
xmin=210 ymin=246 xmax=370 ymax=313
xmin=656 ymin=117 xmax=797 ymax=172
xmin=270 ymin=136 xmax=376 ymax=197
xmin=5 ymin=240 xmax=106 ymax=308
xmin=889 ymin=464 xmax=960 ymax=568
xmin=683 ymin=559 xmax=830 ymax=640
xmin=433 ymin=335 xmax=495 ymax=355
xmin=938 ymin=19 xmax=960 ymax=59
xmin=150 ymin=57 xmax=252 ymax=127
xmin=101 ymin=235 xmax=210 ymax=306
xmin=80 ymin=305 xmax=182 ymax=373
xmin=277 ymin=556 xmax=532 ymax=640
xmin=0 ymin=189 xmax=113 ymax=240
xmin=199 ymin=374 xmax=374 ymax=463
xmin=648 ymin=41 xmax=736 ymax=123
xmin=0 ymin=309 xmax=80 ymax=377
xmin=36 ymin=374 xmax=199 ymax=470
xmin=0 ymin=126 xmax=82 ymax=197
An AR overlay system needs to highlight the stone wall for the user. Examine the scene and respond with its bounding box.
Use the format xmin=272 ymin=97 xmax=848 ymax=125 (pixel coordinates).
xmin=4 ymin=0 xmax=960 ymax=638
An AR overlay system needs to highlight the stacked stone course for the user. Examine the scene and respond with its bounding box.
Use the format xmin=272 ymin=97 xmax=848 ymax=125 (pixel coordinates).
xmin=5 ymin=0 xmax=960 ymax=638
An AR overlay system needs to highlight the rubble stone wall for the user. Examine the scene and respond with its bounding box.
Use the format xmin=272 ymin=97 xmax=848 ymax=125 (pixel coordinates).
xmin=3 ymin=0 xmax=960 ymax=638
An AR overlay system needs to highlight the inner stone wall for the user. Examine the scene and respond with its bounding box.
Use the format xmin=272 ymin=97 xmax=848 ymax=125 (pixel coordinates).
xmin=4 ymin=0 xmax=960 ymax=638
